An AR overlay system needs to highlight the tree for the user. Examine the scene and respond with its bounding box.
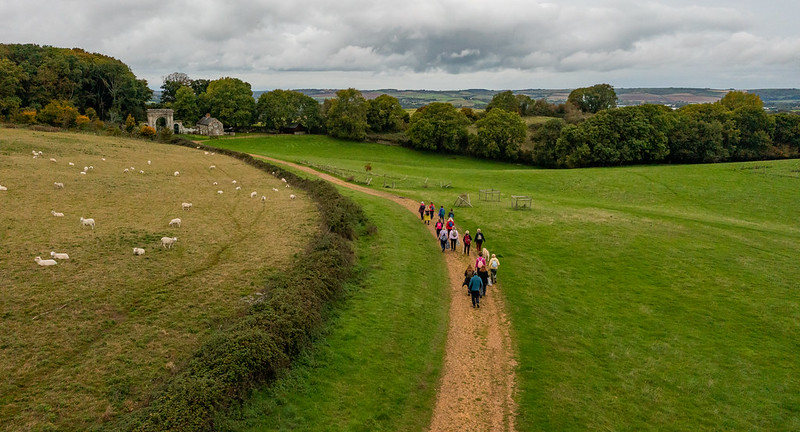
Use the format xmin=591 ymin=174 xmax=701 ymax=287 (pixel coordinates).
xmin=719 ymin=91 xmax=763 ymax=111
xmin=0 ymin=58 xmax=25 ymax=117
xmin=486 ymin=90 xmax=519 ymax=114
xmin=203 ymin=77 xmax=255 ymax=128
xmin=473 ymin=108 xmax=527 ymax=160
xmin=406 ymin=102 xmax=470 ymax=152
xmin=325 ymin=88 xmax=368 ymax=141
xmin=567 ymin=83 xmax=617 ymax=113
xmin=256 ymin=89 xmax=322 ymax=132
xmin=37 ymin=100 xmax=78 ymax=128
xmin=160 ymin=72 xmax=192 ymax=104
xmin=172 ymin=85 xmax=199 ymax=122
xmin=366 ymin=94 xmax=407 ymax=133
xmin=530 ymin=118 xmax=566 ymax=167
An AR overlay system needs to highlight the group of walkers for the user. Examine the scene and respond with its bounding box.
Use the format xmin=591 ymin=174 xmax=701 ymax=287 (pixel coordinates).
xmin=418 ymin=201 xmax=500 ymax=309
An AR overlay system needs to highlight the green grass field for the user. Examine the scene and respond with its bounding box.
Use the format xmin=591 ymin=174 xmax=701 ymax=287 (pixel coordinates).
xmin=0 ymin=130 xmax=315 ymax=430
xmin=211 ymin=134 xmax=800 ymax=431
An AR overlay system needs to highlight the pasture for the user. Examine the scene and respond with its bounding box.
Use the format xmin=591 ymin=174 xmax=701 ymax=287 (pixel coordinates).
xmin=213 ymin=134 xmax=800 ymax=431
xmin=0 ymin=129 xmax=315 ymax=430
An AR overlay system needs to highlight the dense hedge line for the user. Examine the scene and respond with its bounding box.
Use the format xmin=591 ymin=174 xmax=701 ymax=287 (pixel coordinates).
xmin=108 ymin=137 xmax=367 ymax=431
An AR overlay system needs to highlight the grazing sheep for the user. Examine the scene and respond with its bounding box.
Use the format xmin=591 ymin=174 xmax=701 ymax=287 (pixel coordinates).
xmin=50 ymin=251 xmax=69 ymax=260
xmin=80 ymin=171 xmax=86 ymax=175
xmin=0 ymin=185 xmax=7 ymax=191
xmin=88 ymin=166 xmax=94 ymax=170
xmin=261 ymin=195 xmax=266 ymax=202
xmin=161 ymin=237 xmax=177 ymax=248
xmin=213 ymin=181 xmax=218 ymax=185
xmin=54 ymin=182 xmax=64 ymax=189
xmin=250 ymin=191 xmax=257 ymax=198
xmin=32 ymin=150 xmax=38 ymax=156
xmin=232 ymin=180 xmax=237 ymax=184
xmin=217 ymin=190 xmax=224 ymax=194
xmin=174 ymin=171 xmax=180 ymax=177
xmin=289 ymin=194 xmax=296 ymax=200
xmin=147 ymin=160 xmax=151 ymax=165
xmin=281 ymin=178 xmax=286 ymax=183
xmin=204 ymin=151 xmax=209 ymax=155
xmin=68 ymin=162 xmax=75 ymax=166
xmin=285 ymin=184 xmax=291 ymax=188
xmin=133 ymin=247 xmax=145 ymax=255
xmin=123 ymin=168 xmax=129 ymax=173
xmin=181 ymin=202 xmax=192 ymax=210
xmin=51 ymin=210 xmax=64 ymax=217
xmin=139 ymin=170 xmax=144 ymax=174
xmin=169 ymin=218 xmax=182 ymax=227
xmin=130 ymin=166 xmax=135 ymax=171
xmin=235 ymin=186 xmax=241 ymax=190
xmin=80 ymin=217 xmax=95 ymax=230
xmin=272 ymin=187 xmax=279 ymax=192
xmin=209 ymin=165 xmax=216 ymax=169
xmin=83 ymin=166 xmax=88 ymax=172
xmin=35 ymin=256 xmax=58 ymax=266
xmin=50 ymin=158 xmax=57 ymax=162
xmin=38 ymin=151 xmax=43 ymax=156
xmin=101 ymin=157 xmax=106 ymax=161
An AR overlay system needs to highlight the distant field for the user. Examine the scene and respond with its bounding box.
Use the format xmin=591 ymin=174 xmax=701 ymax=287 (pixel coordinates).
xmin=213 ymin=134 xmax=800 ymax=431
xmin=0 ymin=129 xmax=315 ymax=430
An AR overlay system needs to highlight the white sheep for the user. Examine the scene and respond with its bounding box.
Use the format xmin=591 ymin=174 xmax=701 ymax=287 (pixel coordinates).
xmin=161 ymin=236 xmax=177 ymax=248
xmin=101 ymin=158 xmax=106 ymax=161
xmin=133 ymin=247 xmax=145 ymax=255
xmin=285 ymin=184 xmax=291 ymax=188
xmin=147 ymin=160 xmax=151 ymax=165
xmin=261 ymin=195 xmax=266 ymax=202
xmin=0 ymin=185 xmax=7 ymax=191
xmin=281 ymin=178 xmax=286 ymax=183
xmin=50 ymin=251 xmax=69 ymax=260
xmin=217 ymin=190 xmax=224 ymax=194
xmin=272 ymin=187 xmax=279 ymax=192
xmin=213 ymin=181 xmax=218 ymax=185
xmin=38 ymin=151 xmax=43 ymax=156
xmin=174 ymin=171 xmax=180 ymax=177
xmin=50 ymin=158 xmax=57 ymax=163
xmin=130 ymin=166 xmax=135 ymax=171
xmin=204 ymin=151 xmax=209 ymax=155
xmin=51 ymin=210 xmax=64 ymax=217
xmin=181 ymin=202 xmax=192 ymax=210
xmin=169 ymin=218 xmax=182 ymax=227
xmin=35 ymin=256 xmax=58 ymax=266
xmin=139 ymin=170 xmax=144 ymax=174
xmin=79 ymin=171 xmax=86 ymax=175
xmin=32 ymin=150 xmax=38 ymax=156
xmin=250 ymin=191 xmax=257 ymax=198
xmin=232 ymin=180 xmax=237 ymax=184
xmin=83 ymin=166 xmax=88 ymax=172
xmin=80 ymin=217 xmax=95 ymax=230
xmin=68 ymin=162 xmax=75 ymax=166
xmin=54 ymin=182 xmax=64 ymax=189
xmin=123 ymin=168 xmax=129 ymax=173
xmin=88 ymin=166 xmax=94 ymax=170
xmin=289 ymin=194 xmax=296 ymax=200
xmin=209 ymin=165 xmax=216 ymax=169
xmin=235 ymin=186 xmax=241 ymax=190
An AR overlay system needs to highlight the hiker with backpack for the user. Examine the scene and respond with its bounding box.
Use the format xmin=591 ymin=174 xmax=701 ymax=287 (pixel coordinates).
xmin=489 ymin=253 xmax=500 ymax=284
xmin=474 ymin=228 xmax=485 ymax=254
xmin=418 ymin=202 xmax=425 ymax=221
xmin=466 ymin=272 xmax=483 ymax=308
xmin=463 ymin=230 xmax=472 ymax=255
xmin=449 ymin=226 xmax=459 ymax=251
xmin=438 ymin=227 xmax=449 ymax=252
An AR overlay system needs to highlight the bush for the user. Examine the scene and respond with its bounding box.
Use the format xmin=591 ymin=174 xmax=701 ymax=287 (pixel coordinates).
xmin=12 ymin=108 xmax=37 ymax=125
xmin=76 ymin=115 xmax=91 ymax=130
xmin=139 ymin=125 xmax=156 ymax=138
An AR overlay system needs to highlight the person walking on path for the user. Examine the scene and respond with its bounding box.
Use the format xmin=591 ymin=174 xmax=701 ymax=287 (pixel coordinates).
xmin=449 ymin=226 xmax=459 ymax=251
xmin=475 ymin=253 xmax=486 ymax=273
xmin=435 ymin=219 xmax=444 ymax=238
xmin=438 ymin=205 xmax=446 ymax=221
xmin=439 ymin=228 xmax=449 ymax=252
xmin=463 ymin=230 xmax=472 ymax=255
xmin=467 ymin=272 xmax=483 ymax=308
xmin=463 ymin=264 xmax=475 ymax=296
xmin=428 ymin=202 xmax=436 ymax=220
xmin=476 ymin=264 xmax=490 ymax=297
xmin=448 ymin=208 xmax=455 ymax=220
xmin=419 ymin=202 xmax=426 ymax=221
xmin=424 ymin=207 xmax=432 ymax=225
xmin=446 ymin=217 xmax=455 ymax=231
xmin=474 ymin=228 xmax=486 ymax=253
xmin=489 ymin=253 xmax=500 ymax=284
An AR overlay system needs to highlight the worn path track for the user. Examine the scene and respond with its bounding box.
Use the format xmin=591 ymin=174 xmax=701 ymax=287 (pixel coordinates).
xmin=256 ymin=155 xmax=518 ymax=431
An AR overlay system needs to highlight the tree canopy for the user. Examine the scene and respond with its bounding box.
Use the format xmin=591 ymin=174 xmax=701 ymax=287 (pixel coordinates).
xmin=474 ymin=108 xmax=527 ymax=160
xmin=256 ymin=89 xmax=322 ymax=132
xmin=406 ymin=102 xmax=470 ymax=152
xmin=366 ymin=94 xmax=407 ymax=133
xmin=567 ymin=83 xmax=618 ymax=113
xmin=325 ymin=88 xmax=368 ymax=141
xmin=201 ymin=77 xmax=255 ymax=128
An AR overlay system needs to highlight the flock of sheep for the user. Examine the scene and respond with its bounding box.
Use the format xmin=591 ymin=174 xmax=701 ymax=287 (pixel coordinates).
xmin=14 ymin=146 xmax=297 ymax=267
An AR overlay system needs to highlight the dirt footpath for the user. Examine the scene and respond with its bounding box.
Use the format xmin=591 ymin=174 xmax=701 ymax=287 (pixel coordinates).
xmin=256 ymin=156 xmax=518 ymax=431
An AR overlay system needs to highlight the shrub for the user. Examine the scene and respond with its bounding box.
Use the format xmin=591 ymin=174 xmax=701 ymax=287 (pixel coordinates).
xmin=76 ymin=115 xmax=91 ymax=130
xmin=12 ymin=108 xmax=37 ymax=124
xmin=139 ymin=125 xmax=156 ymax=138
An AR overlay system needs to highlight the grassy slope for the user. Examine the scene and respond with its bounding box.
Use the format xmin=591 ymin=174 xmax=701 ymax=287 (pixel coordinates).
xmin=0 ymin=130 xmax=316 ymax=431
xmin=216 ymin=172 xmax=450 ymax=431
xmin=212 ymin=134 xmax=800 ymax=431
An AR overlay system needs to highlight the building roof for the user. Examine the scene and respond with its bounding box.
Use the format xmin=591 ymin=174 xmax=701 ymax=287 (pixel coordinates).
xmin=197 ymin=116 xmax=221 ymax=126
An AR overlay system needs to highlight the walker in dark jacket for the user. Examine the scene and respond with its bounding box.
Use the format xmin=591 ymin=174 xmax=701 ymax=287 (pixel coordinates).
xmin=467 ymin=274 xmax=483 ymax=308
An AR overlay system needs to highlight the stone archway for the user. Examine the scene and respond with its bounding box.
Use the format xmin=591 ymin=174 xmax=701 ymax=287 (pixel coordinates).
xmin=146 ymin=109 xmax=174 ymax=130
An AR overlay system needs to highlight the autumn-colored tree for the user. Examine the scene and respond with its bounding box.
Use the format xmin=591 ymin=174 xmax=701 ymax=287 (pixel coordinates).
xmin=139 ymin=125 xmax=156 ymax=138
xmin=125 ymin=113 xmax=137 ymax=132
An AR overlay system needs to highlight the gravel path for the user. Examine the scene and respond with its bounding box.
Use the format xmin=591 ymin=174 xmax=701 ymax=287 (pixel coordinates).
xmin=255 ymin=155 xmax=518 ymax=431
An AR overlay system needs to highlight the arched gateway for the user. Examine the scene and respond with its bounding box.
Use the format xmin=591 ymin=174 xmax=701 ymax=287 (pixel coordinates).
xmin=146 ymin=109 xmax=174 ymax=130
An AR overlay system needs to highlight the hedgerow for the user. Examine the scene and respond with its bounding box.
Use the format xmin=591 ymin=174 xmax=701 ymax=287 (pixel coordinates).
xmin=108 ymin=137 xmax=367 ymax=431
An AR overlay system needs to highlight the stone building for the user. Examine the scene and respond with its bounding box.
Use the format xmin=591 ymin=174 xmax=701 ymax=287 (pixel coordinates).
xmin=196 ymin=113 xmax=224 ymax=136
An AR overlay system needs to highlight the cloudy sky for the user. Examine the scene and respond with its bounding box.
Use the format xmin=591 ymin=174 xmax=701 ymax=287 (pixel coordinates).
xmin=2 ymin=0 xmax=798 ymax=91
